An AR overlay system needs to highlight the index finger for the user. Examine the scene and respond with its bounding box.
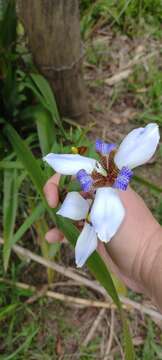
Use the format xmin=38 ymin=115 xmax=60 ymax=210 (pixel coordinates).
xmin=43 ymin=173 xmax=61 ymax=208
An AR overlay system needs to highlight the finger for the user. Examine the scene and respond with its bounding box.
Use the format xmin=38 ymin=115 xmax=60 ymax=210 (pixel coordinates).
xmin=45 ymin=227 xmax=64 ymax=243
xmin=43 ymin=173 xmax=61 ymax=207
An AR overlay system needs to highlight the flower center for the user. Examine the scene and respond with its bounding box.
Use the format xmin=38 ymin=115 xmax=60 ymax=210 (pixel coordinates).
xmin=76 ymin=140 xmax=133 ymax=192
xmin=92 ymin=150 xmax=119 ymax=188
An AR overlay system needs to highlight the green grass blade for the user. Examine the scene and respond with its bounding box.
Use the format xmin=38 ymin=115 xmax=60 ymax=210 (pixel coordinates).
xmin=30 ymin=73 xmax=60 ymax=122
xmin=0 ymin=304 xmax=18 ymax=321
xmin=35 ymin=108 xmax=56 ymax=155
xmin=4 ymin=326 xmax=38 ymax=360
xmin=0 ymin=160 xmax=24 ymax=169
xmin=26 ymin=73 xmax=60 ymax=124
xmin=25 ymin=73 xmax=68 ymax=138
xmin=122 ymin=313 xmax=135 ymax=360
xmin=0 ymin=0 xmax=17 ymax=49
xmin=3 ymin=169 xmax=19 ymax=271
xmin=3 ymin=124 xmax=46 ymax=196
xmin=12 ymin=203 xmax=45 ymax=245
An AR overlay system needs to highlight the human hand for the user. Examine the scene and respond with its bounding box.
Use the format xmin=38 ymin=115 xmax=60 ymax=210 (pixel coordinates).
xmin=43 ymin=174 xmax=162 ymax=296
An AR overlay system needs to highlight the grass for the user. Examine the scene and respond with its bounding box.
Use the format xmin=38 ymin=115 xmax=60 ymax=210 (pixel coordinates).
xmin=1 ymin=0 xmax=162 ymax=359
xmin=80 ymin=0 xmax=162 ymax=38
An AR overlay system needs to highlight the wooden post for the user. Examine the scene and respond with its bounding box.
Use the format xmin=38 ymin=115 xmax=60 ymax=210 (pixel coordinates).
xmin=18 ymin=0 xmax=88 ymax=120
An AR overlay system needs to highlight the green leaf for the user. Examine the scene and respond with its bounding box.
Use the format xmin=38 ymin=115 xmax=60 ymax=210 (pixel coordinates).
xmin=0 ymin=0 xmax=17 ymax=49
xmin=122 ymin=313 xmax=135 ymax=360
xmin=0 ymin=160 xmax=24 ymax=169
xmin=0 ymin=304 xmax=18 ymax=321
xmin=35 ymin=107 xmax=56 ymax=155
xmin=12 ymin=203 xmax=45 ymax=245
xmin=3 ymin=124 xmax=46 ymax=196
xmin=21 ymin=104 xmax=57 ymax=164
xmin=25 ymin=73 xmax=68 ymax=138
xmin=26 ymin=73 xmax=60 ymax=125
xmin=3 ymin=169 xmax=19 ymax=271
xmin=4 ymin=325 xmax=38 ymax=360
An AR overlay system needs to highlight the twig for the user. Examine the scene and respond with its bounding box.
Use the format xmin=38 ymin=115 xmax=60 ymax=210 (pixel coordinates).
xmin=0 ymin=237 xmax=107 ymax=297
xmin=120 ymin=295 xmax=162 ymax=320
xmin=26 ymin=285 xmax=48 ymax=304
xmin=105 ymin=50 xmax=159 ymax=86
xmin=1 ymin=238 xmax=162 ymax=321
xmin=106 ymin=313 xmax=124 ymax=359
xmin=103 ymin=309 xmax=115 ymax=360
xmin=83 ymin=308 xmax=106 ymax=346
xmin=0 ymin=277 xmax=120 ymax=309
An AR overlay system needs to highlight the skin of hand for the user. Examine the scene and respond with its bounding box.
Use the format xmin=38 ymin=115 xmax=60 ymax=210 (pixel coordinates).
xmin=43 ymin=173 xmax=162 ymax=309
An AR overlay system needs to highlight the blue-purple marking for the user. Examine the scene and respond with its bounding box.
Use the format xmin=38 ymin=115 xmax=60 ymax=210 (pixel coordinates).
xmin=76 ymin=169 xmax=93 ymax=192
xmin=95 ymin=139 xmax=116 ymax=155
xmin=113 ymin=167 xmax=133 ymax=191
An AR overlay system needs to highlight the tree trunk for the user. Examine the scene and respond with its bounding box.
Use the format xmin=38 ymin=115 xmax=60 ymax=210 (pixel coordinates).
xmin=18 ymin=0 xmax=88 ymax=120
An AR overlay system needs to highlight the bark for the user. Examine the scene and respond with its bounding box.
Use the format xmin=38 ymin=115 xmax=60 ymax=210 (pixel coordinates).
xmin=18 ymin=0 xmax=88 ymax=120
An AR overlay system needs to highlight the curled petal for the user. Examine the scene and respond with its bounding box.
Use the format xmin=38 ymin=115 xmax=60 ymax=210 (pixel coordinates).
xmin=96 ymin=139 xmax=116 ymax=155
xmin=114 ymin=123 xmax=160 ymax=170
xmin=43 ymin=153 xmax=96 ymax=175
xmin=90 ymin=187 xmax=125 ymax=242
xmin=57 ymin=192 xmax=89 ymax=220
xmin=75 ymin=222 xmax=98 ymax=267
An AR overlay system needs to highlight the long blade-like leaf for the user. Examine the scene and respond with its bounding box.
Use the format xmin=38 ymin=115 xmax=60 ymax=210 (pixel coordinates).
xmin=12 ymin=203 xmax=45 ymax=245
xmin=4 ymin=123 xmax=135 ymax=357
xmin=35 ymin=108 xmax=56 ymax=156
xmin=25 ymin=74 xmax=68 ymax=138
xmin=3 ymin=168 xmax=19 ymax=270
xmin=30 ymin=73 xmax=60 ymax=123
xmin=3 ymin=124 xmax=46 ymax=195
xmin=25 ymin=73 xmax=60 ymax=125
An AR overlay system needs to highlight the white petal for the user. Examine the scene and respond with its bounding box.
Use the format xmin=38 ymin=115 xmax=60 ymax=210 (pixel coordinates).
xmin=75 ymin=223 xmax=98 ymax=267
xmin=90 ymin=187 xmax=125 ymax=242
xmin=114 ymin=123 xmax=160 ymax=169
xmin=43 ymin=153 xmax=96 ymax=175
xmin=57 ymin=192 xmax=89 ymax=220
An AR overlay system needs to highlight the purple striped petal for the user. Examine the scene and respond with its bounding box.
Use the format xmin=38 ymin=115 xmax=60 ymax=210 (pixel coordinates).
xmin=95 ymin=139 xmax=116 ymax=155
xmin=76 ymin=169 xmax=93 ymax=192
xmin=113 ymin=167 xmax=133 ymax=191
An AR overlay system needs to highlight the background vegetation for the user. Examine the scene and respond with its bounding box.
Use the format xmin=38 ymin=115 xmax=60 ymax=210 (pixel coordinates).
xmin=1 ymin=0 xmax=162 ymax=359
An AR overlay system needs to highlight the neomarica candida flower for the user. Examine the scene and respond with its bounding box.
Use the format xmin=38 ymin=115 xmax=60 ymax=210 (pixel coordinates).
xmin=44 ymin=123 xmax=160 ymax=267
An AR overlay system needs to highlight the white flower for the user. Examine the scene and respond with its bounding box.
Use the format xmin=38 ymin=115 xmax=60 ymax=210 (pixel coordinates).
xmin=43 ymin=123 xmax=160 ymax=188
xmin=57 ymin=189 xmax=125 ymax=267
